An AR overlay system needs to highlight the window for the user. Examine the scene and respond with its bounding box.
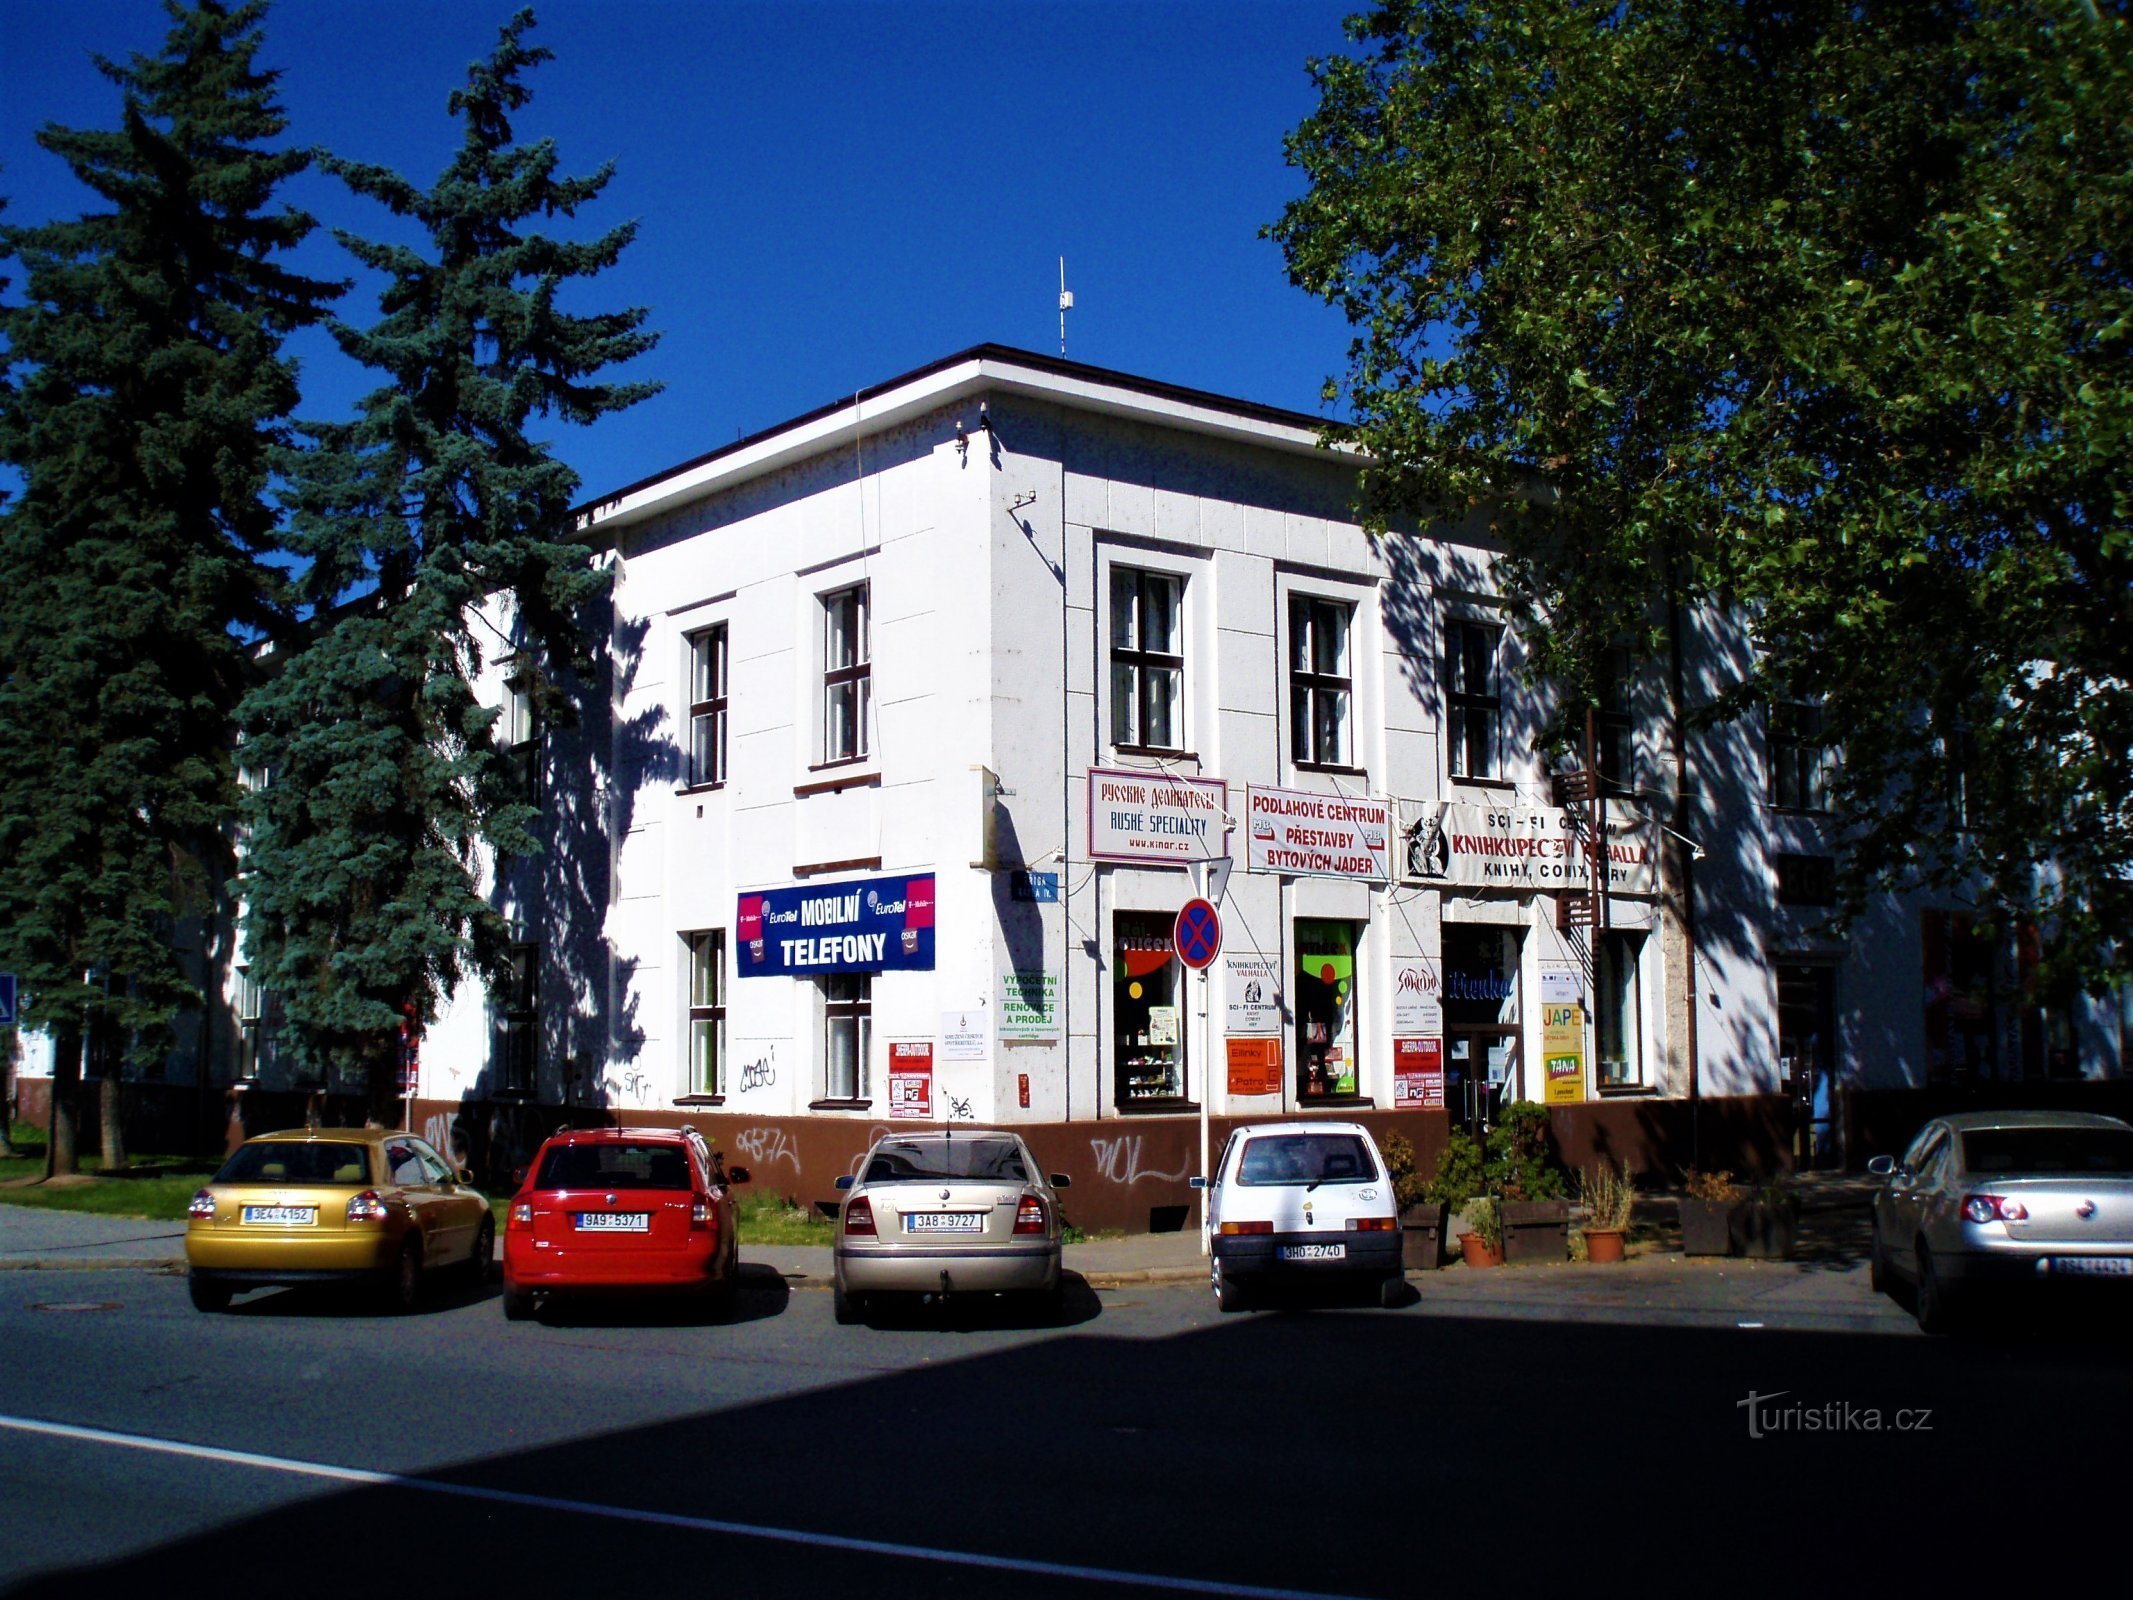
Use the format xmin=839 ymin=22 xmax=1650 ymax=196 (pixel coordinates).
xmin=494 ymin=940 xmax=538 ymax=1094
xmin=236 ymin=967 xmax=276 ymax=1082
xmin=502 ymin=660 xmax=540 ymax=802
xmin=1295 ymin=920 xmax=1360 ymax=1099
xmin=1595 ymin=932 xmax=1646 ymax=1089
xmin=1769 ymin=699 xmax=1830 ymax=811
xmin=1444 ymin=620 xmax=1503 ymax=780
xmin=1110 ymin=568 xmax=1183 ymax=752
xmin=1596 ymin=648 xmax=1634 ymax=795
xmin=685 ymin=930 xmax=726 ymax=1097
xmin=821 ymin=584 xmax=870 ymax=764
xmin=687 ymin=624 xmax=728 ymax=787
xmin=821 ymin=974 xmax=872 ymax=1101
xmin=1290 ymin=596 xmax=1354 ymax=767
xmin=1115 ymin=913 xmax=1186 ymax=1103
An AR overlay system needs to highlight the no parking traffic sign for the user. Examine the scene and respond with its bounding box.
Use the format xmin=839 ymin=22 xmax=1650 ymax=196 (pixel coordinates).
xmin=1173 ymin=899 xmax=1222 ymax=971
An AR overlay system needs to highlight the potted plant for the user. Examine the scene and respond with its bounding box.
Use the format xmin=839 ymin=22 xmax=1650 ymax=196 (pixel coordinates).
xmin=1730 ymin=1175 xmax=1800 ymax=1259
xmin=1487 ymin=1101 xmax=1570 ymax=1263
xmin=1679 ymin=1168 xmax=1738 ymax=1256
xmin=1382 ymin=1130 xmax=1448 ymax=1270
xmin=1459 ymin=1195 xmax=1504 ymax=1267
xmin=1579 ymin=1159 xmax=1635 ymax=1263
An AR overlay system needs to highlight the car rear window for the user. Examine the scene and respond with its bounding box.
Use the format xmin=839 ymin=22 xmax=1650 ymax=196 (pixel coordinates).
xmin=1962 ymin=1128 xmax=2133 ymax=1176
xmin=217 ymin=1142 xmax=371 ymax=1185
xmin=1235 ymin=1133 xmax=1377 ymax=1186
xmin=535 ymin=1142 xmax=694 ymax=1191
xmin=862 ymin=1137 xmax=1030 ymax=1183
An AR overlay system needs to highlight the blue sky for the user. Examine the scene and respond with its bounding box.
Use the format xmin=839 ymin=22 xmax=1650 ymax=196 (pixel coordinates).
xmin=1 ymin=0 xmax=1361 ymax=504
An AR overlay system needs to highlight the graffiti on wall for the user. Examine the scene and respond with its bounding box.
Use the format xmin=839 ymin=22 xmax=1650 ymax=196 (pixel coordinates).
xmin=738 ymin=1044 xmax=778 ymax=1095
xmin=733 ymin=1125 xmax=801 ymax=1177
xmin=1088 ymin=1133 xmax=1190 ymax=1187
xmin=422 ymin=1112 xmax=467 ymax=1165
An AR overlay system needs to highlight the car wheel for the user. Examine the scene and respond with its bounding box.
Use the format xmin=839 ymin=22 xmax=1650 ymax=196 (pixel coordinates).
xmin=1914 ymin=1244 xmax=1959 ymax=1335
xmin=468 ymin=1218 xmax=496 ymax=1288
xmin=1212 ymin=1256 xmax=1248 ymax=1313
xmin=833 ymin=1281 xmax=867 ymax=1326
xmin=1868 ymin=1214 xmax=1889 ymax=1295
xmin=1378 ymin=1273 xmax=1408 ymax=1310
xmin=501 ymin=1282 xmax=536 ymax=1322
xmin=188 ymin=1276 xmax=231 ymax=1314
xmin=383 ymin=1238 xmax=423 ymax=1315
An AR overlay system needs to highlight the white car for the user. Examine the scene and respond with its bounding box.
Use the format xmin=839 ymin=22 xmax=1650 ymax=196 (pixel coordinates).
xmin=1192 ymin=1121 xmax=1404 ymax=1312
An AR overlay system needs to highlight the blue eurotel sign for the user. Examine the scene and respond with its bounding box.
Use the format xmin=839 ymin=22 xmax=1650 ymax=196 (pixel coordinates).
xmin=737 ymin=872 xmax=937 ymax=978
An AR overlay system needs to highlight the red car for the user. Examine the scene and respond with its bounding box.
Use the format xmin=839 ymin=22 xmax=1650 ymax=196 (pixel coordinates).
xmin=503 ymin=1125 xmax=749 ymax=1320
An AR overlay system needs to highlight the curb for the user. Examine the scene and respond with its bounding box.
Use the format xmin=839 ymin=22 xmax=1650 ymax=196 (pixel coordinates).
xmin=0 ymin=1258 xmax=184 ymax=1273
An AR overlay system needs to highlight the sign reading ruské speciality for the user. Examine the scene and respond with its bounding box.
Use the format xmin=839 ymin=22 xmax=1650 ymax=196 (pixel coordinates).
xmin=1401 ymin=802 xmax=1655 ymax=894
xmin=738 ymin=872 xmax=936 ymax=976
xmin=1087 ymin=769 xmax=1229 ymax=863
xmin=1246 ymin=784 xmax=1390 ymax=879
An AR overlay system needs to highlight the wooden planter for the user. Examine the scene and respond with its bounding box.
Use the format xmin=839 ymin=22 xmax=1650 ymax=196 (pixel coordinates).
xmin=1501 ymin=1199 xmax=1571 ymax=1264
xmin=1460 ymin=1231 xmax=1504 ymax=1268
xmin=1400 ymin=1203 xmax=1450 ymax=1270
xmin=1680 ymin=1197 xmax=1736 ymax=1256
xmin=1583 ymin=1226 xmax=1627 ymax=1264
xmin=1730 ymin=1199 xmax=1799 ymax=1260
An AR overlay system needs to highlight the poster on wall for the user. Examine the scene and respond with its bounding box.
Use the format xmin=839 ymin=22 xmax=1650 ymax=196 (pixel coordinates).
xmin=1224 ymin=954 xmax=1282 ymax=1034
xmin=888 ymin=1041 xmax=933 ymax=1118
xmin=939 ymin=1011 xmax=988 ymax=1062
xmin=737 ymin=872 xmax=936 ymax=976
xmin=1088 ymin=769 xmax=1229 ymax=863
xmin=1226 ymin=1037 xmax=1283 ymax=1097
xmin=1539 ymin=968 xmax=1584 ymax=1006
xmin=1542 ymin=1002 xmax=1586 ymax=1104
xmin=1391 ymin=959 xmax=1444 ymax=1035
xmin=1400 ymin=802 xmax=1656 ymax=894
xmin=998 ymin=970 xmax=1059 ymax=1040
xmin=1393 ymin=1037 xmax=1445 ymax=1110
xmin=1245 ymin=785 xmax=1391 ymax=879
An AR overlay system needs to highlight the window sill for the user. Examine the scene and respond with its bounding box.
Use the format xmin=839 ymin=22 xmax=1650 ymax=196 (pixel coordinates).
xmin=1296 ymin=1095 xmax=1375 ymax=1110
xmin=1450 ymin=776 xmax=1517 ymax=791
xmin=1597 ymin=1083 xmax=1656 ymax=1098
xmin=1111 ymin=747 xmax=1198 ymax=763
xmin=1116 ymin=1097 xmax=1200 ymax=1115
xmin=676 ymin=781 xmax=726 ymax=797
xmin=795 ymin=767 xmax=880 ymax=797
xmin=1294 ymin=762 xmax=1368 ymax=779
xmin=673 ymin=1094 xmax=725 ymax=1107
xmin=795 ymin=855 xmax=884 ymax=877
xmin=808 ymin=1097 xmax=875 ymax=1112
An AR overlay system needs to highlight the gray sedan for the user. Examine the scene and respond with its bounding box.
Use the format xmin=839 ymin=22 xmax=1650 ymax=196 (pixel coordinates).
xmin=832 ymin=1130 xmax=1071 ymax=1324
xmin=1868 ymin=1110 xmax=2133 ymax=1332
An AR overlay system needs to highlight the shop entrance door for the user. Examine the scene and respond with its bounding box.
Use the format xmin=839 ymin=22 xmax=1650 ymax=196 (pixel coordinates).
xmin=1446 ymin=1029 xmax=1520 ymax=1137
xmin=1442 ymin=923 xmax=1525 ymax=1137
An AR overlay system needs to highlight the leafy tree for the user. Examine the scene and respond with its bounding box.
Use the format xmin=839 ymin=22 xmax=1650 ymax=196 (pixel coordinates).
xmin=0 ymin=1 xmax=338 ymax=1172
xmin=237 ymin=9 xmax=658 ymax=1117
xmin=1273 ymin=0 xmax=2132 ymax=997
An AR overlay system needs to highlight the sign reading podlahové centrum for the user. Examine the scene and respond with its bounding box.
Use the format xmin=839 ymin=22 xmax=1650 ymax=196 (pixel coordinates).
xmin=1087 ymin=769 xmax=1229 ymax=863
xmin=1245 ymin=784 xmax=1391 ymax=879
xmin=738 ymin=872 xmax=936 ymax=976
xmin=1400 ymin=801 xmax=1656 ymax=894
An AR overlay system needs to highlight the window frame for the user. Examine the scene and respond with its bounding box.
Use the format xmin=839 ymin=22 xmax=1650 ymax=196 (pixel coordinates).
xmin=1114 ymin=911 xmax=1189 ymax=1106
xmin=236 ymin=966 xmax=271 ymax=1082
xmin=1444 ymin=618 xmax=1504 ymax=781
xmin=1768 ymin=698 xmax=1832 ymax=812
xmin=684 ymin=929 xmax=726 ymax=1099
xmin=820 ymin=583 xmax=871 ymax=767
xmin=686 ymin=623 xmax=729 ymax=789
xmin=1595 ymin=647 xmax=1635 ymax=796
xmin=501 ymin=657 xmax=541 ymax=803
xmin=819 ymin=973 xmax=873 ymax=1104
xmin=1289 ymin=594 xmax=1356 ymax=770
xmin=494 ymin=939 xmax=538 ymax=1095
xmin=1594 ymin=930 xmax=1647 ymax=1091
xmin=1294 ymin=918 xmax=1363 ymax=1102
xmin=1110 ymin=567 xmax=1186 ymax=755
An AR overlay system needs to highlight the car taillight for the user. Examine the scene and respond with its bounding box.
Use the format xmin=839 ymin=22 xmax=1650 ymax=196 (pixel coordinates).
xmin=844 ymin=1196 xmax=876 ymax=1236
xmin=691 ymin=1196 xmax=714 ymax=1231
xmin=508 ymin=1201 xmax=533 ymax=1228
xmin=1014 ymin=1196 xmax=1048 ymax=1235
xmin=187 ymin=1188 xmax=216 ymax=1221
xmin=1962 ymin=1193 xmax=2029 ymax=1224
xmin=1352 ymin=1216 xmax=1397 ymax=1232
xmin=1219 ymin=1220 xmax=1272 ymax=1236
xmin=346 ymin=1190 xmax=390 ymax=1223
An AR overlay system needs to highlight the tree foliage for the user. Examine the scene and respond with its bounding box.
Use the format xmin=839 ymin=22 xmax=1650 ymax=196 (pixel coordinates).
xmin=236 ymin=9 xmax=658 ymax=1108
xmin=0 ymin=0 xmax=338 ymax=1166
xmin=1273 ymin=0 xmax=2132 ymax=995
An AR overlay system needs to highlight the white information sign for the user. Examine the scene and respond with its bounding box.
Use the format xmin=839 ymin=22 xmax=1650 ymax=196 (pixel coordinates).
xmin=998 ymin=971 xmax=1060 ymax=1041
xmin=1400 ymin=801 xmax=1656 ymax=894
xmin=938 ymin=1011 xmax=989 ymax=1062
xmin=1223 ymin=954 xmax=1282 ymax=1035
xmin=1539 ymin=967 xmax=1585 ymax=1006
xmin=1088 ymin=769 xmax=1229 ymax=864
xmin=1391 ymin=958 xmax=1445 ymax=1035
xmin=1244 ymin=785 xmax=1391 ymax=880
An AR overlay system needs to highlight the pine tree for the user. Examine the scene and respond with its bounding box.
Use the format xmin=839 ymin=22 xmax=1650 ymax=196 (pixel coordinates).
xmin=238 ymin=8 xmax=658 ymax=1117
xmin=0 ymin=1 xmax=339 ymax=1172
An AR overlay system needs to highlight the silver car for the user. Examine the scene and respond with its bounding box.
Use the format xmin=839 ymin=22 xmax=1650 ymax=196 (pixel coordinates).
xmin=832 ymin=1130 xmax=1071 ymax=1324
xmin=1868 ymin=1110 xmax=2133 ymax=1332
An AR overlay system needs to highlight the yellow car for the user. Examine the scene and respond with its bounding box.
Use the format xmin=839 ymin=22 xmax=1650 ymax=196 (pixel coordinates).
xmin=185 ymin=1128 xmax=494 ymax=1313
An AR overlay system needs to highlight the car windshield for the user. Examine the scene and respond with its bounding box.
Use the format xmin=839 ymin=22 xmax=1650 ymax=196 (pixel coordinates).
xmin=862 ymin=1137 xmax=1029 ymax=1184
xmin=1236 ymin=1133 xmax=1376 ymax=1186
xmin=535 ymin=1142 xmax=693 ymax=1191
xmin=1962 ymin=1127 xmax=2133 ymax=1176
xmin=217 ymin=1142 xmax=370 ymax=1185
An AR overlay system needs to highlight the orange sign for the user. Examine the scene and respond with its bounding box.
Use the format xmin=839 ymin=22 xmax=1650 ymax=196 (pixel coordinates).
xmin=888 ymin=1041 xmax=933 ymax=1118
xmin=1226 ymin=1037 xmax=1283 ymax=1096
xmin=1393 ymin=1037 xmax=1444 ymax=1109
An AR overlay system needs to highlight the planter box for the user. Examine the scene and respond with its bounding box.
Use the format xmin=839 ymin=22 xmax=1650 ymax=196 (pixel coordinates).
xmin=1500 ymin=1199 xmax=1570 ymax=1264
xmin=1730 ymin=1199 xmax=1799 ymax=1260
xmin=1680 ymin=1196 xmax=1735 ymax=1256
xmin=1400 ymin=1203 xmax=1449 ymax=1270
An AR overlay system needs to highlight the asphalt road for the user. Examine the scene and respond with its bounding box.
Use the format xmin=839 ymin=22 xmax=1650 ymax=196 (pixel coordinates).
xmin=2 ymin=1258 xmax=2126 ymax=1598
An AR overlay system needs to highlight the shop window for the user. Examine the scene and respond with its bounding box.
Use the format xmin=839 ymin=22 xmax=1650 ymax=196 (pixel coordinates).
xmin=1295 ymin=920 xmax=1360 ymax=1100
xmin=685 ymin=930 xmax=726 ymax=1097
xmin=822 ymin=974 xmax=872 ymax=1102
xmin=822 ymin=584 xmax=870 ymax=764
xmin=1290 ymin=595 xmax=1353 ymax=768
xmin=1769 ymin=699 xmax=1831 ymax=811
xmin=1595 ymin=932 xmax=1646 ymax=1089
xmin=1115 ymin=913 xmax=1186 ymax=1103
xmin=687 ymin=624 xmax=728 ymax=788
xmin=494 ymin=940 xmax=538 ymax=1094
xmin=1444 ymin=619 xmax=1502 ymax=780
xmin=1111 ymin=568 xmax=1184 ymax=752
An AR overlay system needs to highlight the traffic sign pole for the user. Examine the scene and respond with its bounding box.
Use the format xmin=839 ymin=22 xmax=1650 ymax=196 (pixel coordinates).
xmin=1171 ymin=898 xmax=1223 ymax=1259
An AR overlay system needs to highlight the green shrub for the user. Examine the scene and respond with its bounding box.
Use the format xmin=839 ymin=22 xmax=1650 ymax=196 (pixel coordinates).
xmin=1422 ymin=1130 xmax=1485 ymax=1208
xmin=1485 ymin=1100 xmax=1567 ymax=1201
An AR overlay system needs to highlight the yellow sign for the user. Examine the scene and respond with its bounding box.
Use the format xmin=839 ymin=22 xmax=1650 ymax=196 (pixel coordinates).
xmin=1541 ymin=1003 xmax=1586 ymax=1105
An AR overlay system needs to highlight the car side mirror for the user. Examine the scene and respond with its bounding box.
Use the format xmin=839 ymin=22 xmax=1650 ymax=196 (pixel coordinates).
xmin=726 ymin=1166 xmax=751 ymax=1185
xmin=835 ymin=1174 xmax=855 ymax=1191
xmin=512 ymin=1164 xmax=528 ymax=1185
xmin=1188 ymin=1176 xmax=1208 ymax=1190
xmin=1049 ymin=1174 xmax=1072 ymax=1189
xmin=1866 ymin=1155 xmax=1896 ymax=1178
xmin=456 ymin=1167 xmax=474 ymax=1187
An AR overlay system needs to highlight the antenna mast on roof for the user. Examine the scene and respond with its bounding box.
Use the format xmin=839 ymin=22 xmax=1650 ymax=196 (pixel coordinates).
xmin=1058 ymin=257 xmax=1074 ymax=358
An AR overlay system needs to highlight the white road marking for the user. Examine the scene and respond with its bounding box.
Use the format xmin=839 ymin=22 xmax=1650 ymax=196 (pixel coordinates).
xmin=0 ymin=1412 xmax=1367 ymax=1600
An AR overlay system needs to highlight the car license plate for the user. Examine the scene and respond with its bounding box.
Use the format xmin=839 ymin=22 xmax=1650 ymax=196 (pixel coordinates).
xmin=1278 ymin=1242 xmax=1347 ymax=1262
xmin=905 ymin=1212 xmax=983 ymax=1234
xmin=241 ymin=1205 xmax=316 ymax=1226
xmin=575 ymin=1212 xmax=650 ymax=1233
xmin=2051 ymin=1256 xmax=2133 ymax=1277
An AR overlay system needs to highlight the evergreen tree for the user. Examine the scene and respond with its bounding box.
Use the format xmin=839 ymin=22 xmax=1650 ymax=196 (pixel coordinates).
xmin=238 ymin=9 xmax=658 ymax=1116
xmin=0 ymin=1 xmax=338 ymax=1171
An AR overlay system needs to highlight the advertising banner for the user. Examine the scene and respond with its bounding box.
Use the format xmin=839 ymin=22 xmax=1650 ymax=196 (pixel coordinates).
xmin=1245 ymin=785 xmax=1391 ymax=879
xmin=1400 ymin=802 xmax=1655 ymax=894
xmin=888 ymin=1041 xmax=933 ymax=1118
xmin=1088 ymin=769 xmax=1228 ymax=864
xmin=1393 ymin=1037 xmax=1445 ymax=1110
xmin=1226 ymin=1037 xmax=1283 ymax=1097
xmin=1224 ymin=954 xmax=1282 ymax=1035
xmin=1542 ymin=1002 xmax=1586 ymax=1105
xmin=999 ymin=970 xmax=1060 ymax=1041
xmin=738 ymin=872 xmax=936 ymax=977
